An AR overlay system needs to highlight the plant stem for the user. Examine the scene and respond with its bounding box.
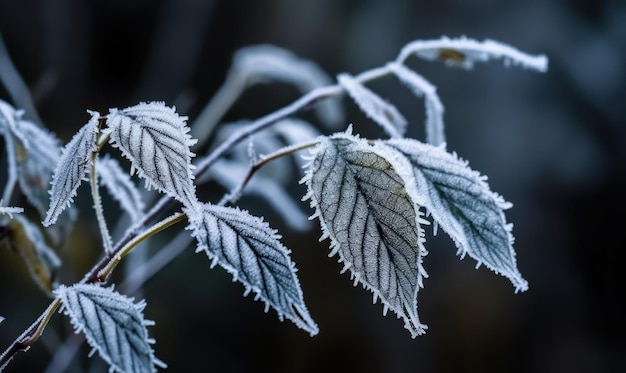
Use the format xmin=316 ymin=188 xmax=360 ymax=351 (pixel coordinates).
xmin=0 ymin=298 xmax=60 ymax=371
xmin=97 ymin=212 xmax=186 ymax=282
xmin=89 ymin=153 xmax=113 ymax=255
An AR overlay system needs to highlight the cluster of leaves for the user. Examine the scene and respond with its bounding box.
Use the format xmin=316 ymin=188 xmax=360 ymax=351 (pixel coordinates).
xmin=0 ymin=37 xmax=547 ymax=372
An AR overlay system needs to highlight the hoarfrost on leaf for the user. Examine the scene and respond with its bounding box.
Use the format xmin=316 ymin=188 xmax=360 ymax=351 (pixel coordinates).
xmin=97 ymin=155 xmax=146 ymax=221
xmin=385 ymin=138 xmax=528 ymax=292
xmin=337 ymin=73 xmax=407 ymax=139
xmin=55 ymin=283 xmax=165 ymax=373
xmin=43 ymin=111 xmax=99 ymax=226
xmin=386 ymin=62 xmax=446 ymax=146
xmin=183 ymin=203 xmax=318 ymax=336
xmin=5 ymin=215 xmax=61 ymax=293
xmin=397 ymin=36 xmax=548 ymax=72
xmin=8 ymin=115 xmax=62 ymax=218
xmin=301 ymin=130 xmax=429 ymax=337
xmin=104 ymin=102 xmax=198 ymax=208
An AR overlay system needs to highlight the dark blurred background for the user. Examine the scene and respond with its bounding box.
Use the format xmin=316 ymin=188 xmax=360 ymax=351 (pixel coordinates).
xmin=1 ymin=1 xmax=624 ymax=372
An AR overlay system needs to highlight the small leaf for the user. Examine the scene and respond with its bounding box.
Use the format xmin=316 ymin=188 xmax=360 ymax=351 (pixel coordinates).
xmin=55 ymin=284 xmax=165 ymax=373
xmin=184 ymin=203 xmax=318 ymax=336
xmin=3 ymin=215 xmax=61 ymax=293
xmin=337 ymin=73 xmax=407 ymax=138
xmin=387 ymin=62 xmax=446 ymax=146
xmin=0 ymin=315 xmax=4 ymax=325
xmin=43 ymin=111 xmax=99 ymax=226
xmin=208 ymin=160 xmax=312 ymax=232
xmin=104 ymin=102 xmax=198 ymax=207
xmin=97 ymin=155 xmax=146 ymax=221
xmin=301 ymin=130 xmax=429 ymax=337
xmin=398 ymin=36 xmax=548 ymax=72
xmin=385 ymin=138 xmax=528 ymax=292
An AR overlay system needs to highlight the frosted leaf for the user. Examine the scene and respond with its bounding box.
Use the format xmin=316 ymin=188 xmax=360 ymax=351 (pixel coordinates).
xmin=385 ymin=138 xmax=528 ymax=292
xmin=0 ymin=316 xmax=4 ymax=325
xmin=55 ymin=284 xmax=165 ymax=373
xmin=398 ymin=36 xmax=548 ymax=72
xmin=301 ymin=130 xmax=429 ymax=337
xmin=337 ymin=73 xmax=407 ymax=138
xmin=97 ymin=155 xmax=146 ymax=221
xmin=232 ymin=44 xmax=344 ymax=127
xmin=10 ymin=117 xmax=62 ymax=218
xmin=104 ymin=102 xmax=198 ymax=208
xmin=184 ymin=203 xmax=318 ymax=336
xmin=43 ymin=111 xmax=99 ymax=226
xmin=1 ymin=101 xmax=77 ymax=245
xmin=0 ymin=205 xmax=23 ymax=217
xmin=5 ymin=215 xmax=61 ymax=293
xmin=387 ymin=62 xmax=446 ymax=146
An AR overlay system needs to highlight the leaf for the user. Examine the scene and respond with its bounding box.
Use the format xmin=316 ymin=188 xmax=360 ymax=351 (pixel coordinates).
xmin=97 ymin=155 xmax=146 ymax=221
xmin=0 ymin=316 xmax=4 ymax=325
xmin=104 ymin=102 xmax=198 ymax=208
xmin=397 ymin=36 xmax=548 ymax=72
xmin=337 ymin=73 xmax=407 ymax=138
xmin=386 ymin=62 xmax=446 ymax=146
xmin=55 ymin=284 xmax=165 ymax=373
xmin=301 ymin=130 xmax=429 ymax=337
xmin=3 ymin=215 xmax=61 ymax=293
xmin=232 ymin=44 xmax=344 ymax=127
xmin=385 ymin=138 xmax=528 ymax=292
xmin=184 ymin=203 xmax=318 ymax=336
xmin=10 ymin=117 xmax=62 ymax=218
xmin=43 ymin=111 xmax=99 ymax=226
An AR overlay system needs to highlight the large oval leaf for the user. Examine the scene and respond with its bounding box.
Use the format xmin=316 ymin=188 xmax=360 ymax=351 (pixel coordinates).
xmin=104 ymin=102 xmax=197 ymax=207
xmin=301 ymin=130 xmax=428 ymax=337
xmin=43 ymin=111 xmax=99 ymax=226
xmin=184 ymin=203 xmax=318 ymax=336
xmin=385 ymin=138 xmax=528 ymax=292
xmin=55 ymin=284 xmax=165 ymax=373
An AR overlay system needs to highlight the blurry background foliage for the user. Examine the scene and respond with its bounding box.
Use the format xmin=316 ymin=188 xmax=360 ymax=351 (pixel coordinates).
xmin=1 ymin=1 xmax=624 ymax=372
